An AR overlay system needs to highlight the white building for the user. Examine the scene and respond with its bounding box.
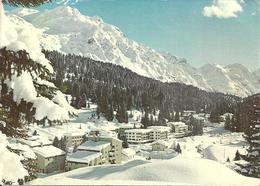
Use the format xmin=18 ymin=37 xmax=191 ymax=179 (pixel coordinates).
xmin=167 ymin=122 xmax=189 ymax=133
xmin=122 ymin=148 xmax=136 ymax=161
xmin=33 ymin=145 xmax=66 ymax=173
xmin=64 ymin=132 xmax=86 ymax=147
xmin=124 ymin=126 xmax=171 ymax=144
xmin=148 ymin=126 xmax=171 ymax=140
xmin=124 ymin=129 xmax=153 ymax=144
xmin=66 ymin=137 xmax=122 ymax=171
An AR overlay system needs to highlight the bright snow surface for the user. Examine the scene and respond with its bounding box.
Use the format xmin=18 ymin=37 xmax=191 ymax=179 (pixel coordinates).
xmin=30 ymin=157 xmax=259 ymax=186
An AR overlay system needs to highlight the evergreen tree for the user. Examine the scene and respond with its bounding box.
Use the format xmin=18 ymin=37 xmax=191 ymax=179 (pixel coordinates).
xmin=237 ymin=94 xmax=260 ymax=178
xmin=60 ymin=137 xmax=67 ymax=152
xmin=234 ymin=150 xmax=241 ymax=161
xmin=53 ymin=137 xmax=60 ymax=148
xmin=33 ymin=130 xmax=37 ymax=136
xmin=122 ymin=135 xmax=129 ymax=148
xmin=224 ymin=115 xmax=231 ymax=130
xmin=226 ymin=157 xmax=230 ymax=162
xmin=175 ymin=143 xmax=182 ymax=154
xmin=82 ymin=135 xmax=87 ymax=143
xmin=73 ymin=144 xmax=77 ymax=153
xmin=174 ymin=111 xmax=180 ymax=122
xmin=190 ymin=116 xmax=203 ymax=136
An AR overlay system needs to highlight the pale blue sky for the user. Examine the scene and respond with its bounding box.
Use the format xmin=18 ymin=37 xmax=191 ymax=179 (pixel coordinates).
xmin=5 ymin=0 xmax=260 ymax=70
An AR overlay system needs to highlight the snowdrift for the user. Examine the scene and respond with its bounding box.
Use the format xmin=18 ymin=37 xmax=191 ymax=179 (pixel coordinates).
xmin=31 ymin=157 xmax=259 ymax=186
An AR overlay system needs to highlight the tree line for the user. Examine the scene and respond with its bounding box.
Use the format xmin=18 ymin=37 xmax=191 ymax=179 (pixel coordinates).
xmin=44 ymin=50 xmax=240 ymax=125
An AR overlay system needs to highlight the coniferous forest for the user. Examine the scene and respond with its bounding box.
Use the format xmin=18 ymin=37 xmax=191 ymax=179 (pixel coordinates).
xmin=44 ymin=50 xmax=240 ymax=126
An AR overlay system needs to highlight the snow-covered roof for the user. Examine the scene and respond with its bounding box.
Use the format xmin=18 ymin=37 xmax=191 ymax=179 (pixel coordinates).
xmin=77 ymin=140 xmax=111 ymax=152
xmin=64 ymin=131 xmax=86 ymax=137
xmin=148 ymin=126 xmax=171 ymax=132
xmin=33 ymin=145 xmax=66 ymax=158
xmin=67 ymin=151 xmax=101 ymax=164
xmin=122 ymin=148 xmax=136 ymax=157
xmin=8 ymin=143 xmax=36 ymax=159
xmin=125 ymin=129 xmax=153 ymax=134
xmin=18 ymin=137 xmax=52 ymax=147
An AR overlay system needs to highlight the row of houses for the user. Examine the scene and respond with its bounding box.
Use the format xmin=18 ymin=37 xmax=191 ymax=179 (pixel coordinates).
xmin=10 ymin=134 xmax=130 ymax=174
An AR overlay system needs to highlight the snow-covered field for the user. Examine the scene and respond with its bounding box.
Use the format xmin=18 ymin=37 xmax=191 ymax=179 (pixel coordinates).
xmin=28 ymin=105 xmax=142 ymax=140
xmin=30 ymin=157 xmax=259 ymax=186
xmin=25 ymin=106 xmax=260 ymax=185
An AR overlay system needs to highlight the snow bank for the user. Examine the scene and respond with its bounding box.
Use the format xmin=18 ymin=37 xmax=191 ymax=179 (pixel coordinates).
xmin=203 ymin=144 xmax=246 ymax=163
xmin=31 ymin=158 xmax=259 ymax=186
xmin=0 ymin=132 xmax=28 ymax=184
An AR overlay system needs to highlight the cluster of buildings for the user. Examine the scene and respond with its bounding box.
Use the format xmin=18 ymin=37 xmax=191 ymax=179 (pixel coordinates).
xmin=7 ymin=110 xmax=210 ymax=174
xmin=10 ymin=131 xmax=131 ymax=174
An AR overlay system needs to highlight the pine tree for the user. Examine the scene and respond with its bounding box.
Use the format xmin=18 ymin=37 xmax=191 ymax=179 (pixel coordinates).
xmin=32 ymin=130 xmax=37 ymax=136
xmin=237 ymin=95 xmax=260 ymax=178
xmin=234 ymin=150 xmax=241 ymax=161
xmin=73 ymin=144 xmax=77 ymax=153
xmin=174 ymin=111 xmax=180 ymax=122
xmin=224 ymin=115 xmax=231 ymax=130
xmin=53 ymin=136 xmax=60 ymax=148
xmin=60 ymin=137 xmax=67 ymax=152
xmin=226 ymin=157 xmax=230 ymax=162
xmin=175 ymin=143 xmax=182 ymax=154
xmin=122 ymin=135 xmax=129 ymax=148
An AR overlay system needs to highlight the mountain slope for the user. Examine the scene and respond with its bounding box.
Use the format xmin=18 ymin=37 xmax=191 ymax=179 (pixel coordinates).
xmin=8 ymin=6 xmax=260 ymax=97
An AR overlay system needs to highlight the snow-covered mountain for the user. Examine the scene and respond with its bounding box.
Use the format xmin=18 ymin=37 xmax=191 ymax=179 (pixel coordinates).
xmin=8 ymin=6 xmax=260 ymax=97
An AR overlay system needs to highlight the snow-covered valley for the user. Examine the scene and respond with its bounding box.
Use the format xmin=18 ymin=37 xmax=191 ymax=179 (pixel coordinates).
xmin=1 ymin=1 xmax=260 ymax=185
xmin=1 ymin=104 xmax=253 ymax=185
xmin=23 ymin=106 xmax=259 ymax=185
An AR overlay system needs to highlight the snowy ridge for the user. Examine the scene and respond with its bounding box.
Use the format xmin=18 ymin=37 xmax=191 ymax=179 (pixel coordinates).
xmin=8 ymin=6 xmax=260 ymax=97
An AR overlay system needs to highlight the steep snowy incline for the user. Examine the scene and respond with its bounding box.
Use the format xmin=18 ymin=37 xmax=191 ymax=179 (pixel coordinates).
xmin=8 ymin=6 xmax=260 ymax=97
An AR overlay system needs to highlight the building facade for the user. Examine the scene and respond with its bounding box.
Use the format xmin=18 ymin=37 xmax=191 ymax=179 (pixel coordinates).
xmin=33 ymin=145 xmax=66 ymax=173
xmin=66 ymin=137 xmax=122 ymax=171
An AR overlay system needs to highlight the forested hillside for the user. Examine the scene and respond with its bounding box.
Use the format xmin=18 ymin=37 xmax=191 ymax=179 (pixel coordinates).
xmin=44 ymin=50 xmax=240 ymax=125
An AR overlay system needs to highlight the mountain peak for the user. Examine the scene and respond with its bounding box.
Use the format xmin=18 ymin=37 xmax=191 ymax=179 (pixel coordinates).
xmin=7 ymin=6 xmax=260 ymax=97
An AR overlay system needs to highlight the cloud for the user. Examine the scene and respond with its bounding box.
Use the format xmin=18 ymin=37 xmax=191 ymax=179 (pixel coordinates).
xmin=202 ymin=0 xmax=244 ymax=19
